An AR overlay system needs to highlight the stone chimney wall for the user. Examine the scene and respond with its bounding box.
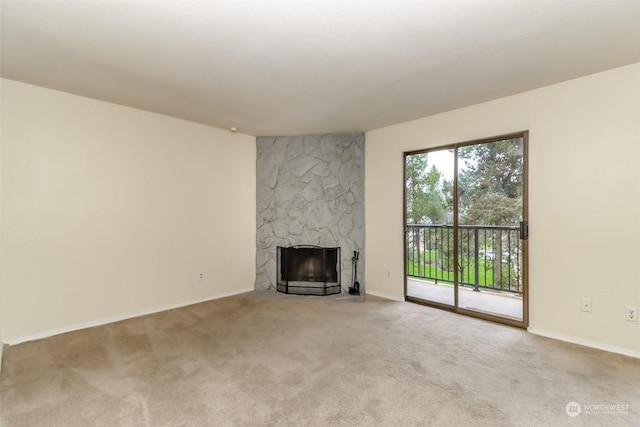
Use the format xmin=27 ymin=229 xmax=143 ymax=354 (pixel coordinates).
xmin=255 ymin=132 xmax=364 ymax=296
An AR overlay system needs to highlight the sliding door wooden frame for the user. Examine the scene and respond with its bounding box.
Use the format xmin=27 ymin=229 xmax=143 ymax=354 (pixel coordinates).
xmin=403 ymin=131 xmax=529 ymax=329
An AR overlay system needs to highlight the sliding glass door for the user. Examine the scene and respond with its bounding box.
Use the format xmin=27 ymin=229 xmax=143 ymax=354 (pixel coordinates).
xmin=405 ymin=147 xmax=455 ymax=307
xmin=404 ymin=133 xmax=528 ymax=327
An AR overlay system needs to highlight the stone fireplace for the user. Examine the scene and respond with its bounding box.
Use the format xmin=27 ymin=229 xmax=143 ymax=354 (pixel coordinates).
xmin=255 ymin=132 xmax=364 ymax=298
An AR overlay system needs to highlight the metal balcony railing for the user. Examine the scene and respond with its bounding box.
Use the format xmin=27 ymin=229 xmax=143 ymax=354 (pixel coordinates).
xmin=406 ymin=224 xmax=523 ymax=295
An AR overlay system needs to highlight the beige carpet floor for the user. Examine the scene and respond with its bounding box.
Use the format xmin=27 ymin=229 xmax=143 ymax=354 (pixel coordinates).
xmin=2 ymin=292 xmax=639 ymax=426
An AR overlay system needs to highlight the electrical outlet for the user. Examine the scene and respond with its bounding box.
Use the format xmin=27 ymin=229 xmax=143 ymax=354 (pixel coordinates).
xmin=199 ymin=272 xmax=204 ymax=281
xmin=625 ymin=306 xmax=638 ymax=322
xmin=386 ymin=270 xmax=392 ymax=279
xmin=581 ymin=298 xmax=592 ymax=313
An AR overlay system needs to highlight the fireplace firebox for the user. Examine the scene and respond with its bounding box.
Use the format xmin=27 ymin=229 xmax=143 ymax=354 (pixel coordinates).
xmin=277 ymin=246 xmax=341 ymax=295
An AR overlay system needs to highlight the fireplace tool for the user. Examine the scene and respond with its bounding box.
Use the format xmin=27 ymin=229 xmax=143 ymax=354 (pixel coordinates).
xmin=349 ymin=251 xmax=360 ymax=295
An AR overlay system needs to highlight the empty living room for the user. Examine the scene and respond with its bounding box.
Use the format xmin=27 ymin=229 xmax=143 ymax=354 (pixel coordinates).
xmin=1 ymin=1 xmax=640 ymax=425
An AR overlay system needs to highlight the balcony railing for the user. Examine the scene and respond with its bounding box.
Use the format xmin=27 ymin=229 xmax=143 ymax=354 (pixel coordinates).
xmin=406 ymin=224 xmax=523 ymax=295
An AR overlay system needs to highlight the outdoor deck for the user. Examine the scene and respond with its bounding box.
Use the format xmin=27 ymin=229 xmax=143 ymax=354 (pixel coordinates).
xmin=407 ymin=278 xmax=523 ymax=320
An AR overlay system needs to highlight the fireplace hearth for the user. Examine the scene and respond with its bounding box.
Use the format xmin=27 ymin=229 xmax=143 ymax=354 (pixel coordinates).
xmin=277 ymin=246 xmax=341 ymax=295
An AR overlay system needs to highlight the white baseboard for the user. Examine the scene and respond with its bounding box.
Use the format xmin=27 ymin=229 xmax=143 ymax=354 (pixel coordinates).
xmin=527 ymin=327 xmax=640 ymax=359
xmin=365 ymin=289 xmax=404 ymax=302
xmin=5 ymin=288 xmax=253 ymax=346
xmin=9 ymin=290 xmax=636 ymax=363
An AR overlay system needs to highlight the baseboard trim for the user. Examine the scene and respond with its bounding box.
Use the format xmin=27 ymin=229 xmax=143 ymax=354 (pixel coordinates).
xmin=365 ymin=289 xmax=404 ymax=302
xmin=527 ymin=327 xmax=640 ymax=359
xmin=11 ymin=291 xmax=636 ymax=361
xmin=5 ymin=288 xmax=253 ymax=346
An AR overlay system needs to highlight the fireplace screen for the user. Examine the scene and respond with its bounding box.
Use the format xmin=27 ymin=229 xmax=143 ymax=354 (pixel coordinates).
xmin=277 ymin=246 xmax=341 ymax=295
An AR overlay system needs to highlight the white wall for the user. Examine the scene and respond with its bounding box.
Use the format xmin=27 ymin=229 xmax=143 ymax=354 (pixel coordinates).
xmin=0 ymin=79 xmax=256 ymax=343
xmin=0 ymin=78 xmax=3 ymax=365
xmin=365 ymin=63 xmax=640 ymax=356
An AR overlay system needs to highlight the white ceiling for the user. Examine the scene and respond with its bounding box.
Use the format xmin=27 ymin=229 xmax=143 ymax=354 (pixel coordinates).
xmin=2 ymin=1 xmax=640 ymax=136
